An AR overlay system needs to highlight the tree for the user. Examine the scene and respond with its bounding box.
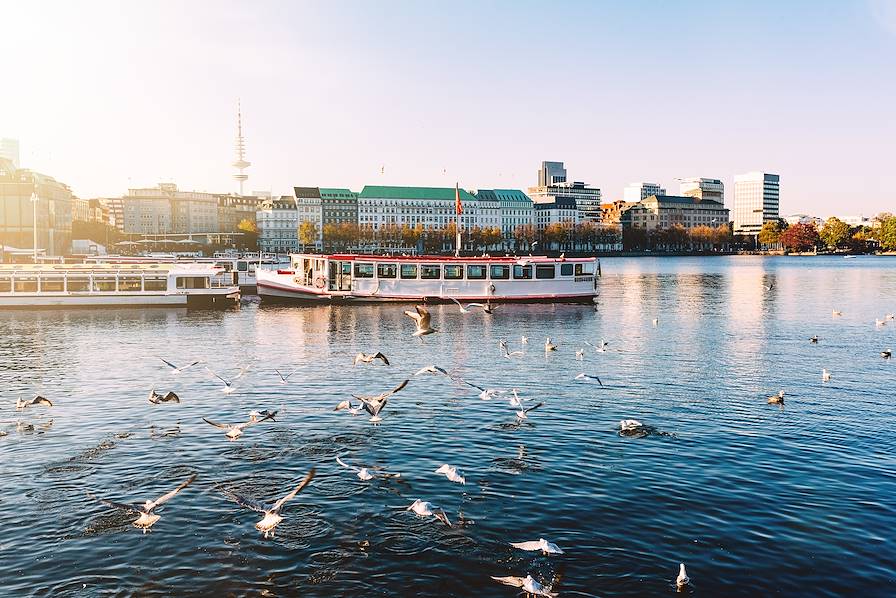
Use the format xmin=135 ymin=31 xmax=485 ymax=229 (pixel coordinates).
xmin=875 ymin=213 xmax=896 ymax=251
xmin=779 ymin=222 xmax=819 ymax=252
xmin=513 ymin=224 xmax=537 ymax=251
xmin=236 ymin=219 xmax=258 ymax=251
xmin=757 ymin=221 xmax=786 ymax=248
xmin=820 ymin=217 xmax=851 ymax=249
xmin=298 ymin=221 xmax=319 ymax=249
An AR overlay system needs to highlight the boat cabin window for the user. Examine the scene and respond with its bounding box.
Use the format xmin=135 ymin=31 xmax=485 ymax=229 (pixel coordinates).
xmin=575 ymin=263 xmax=594 ymax=275
xmin=467 ymin=265 xmax=487 ymax=280
xmin=560 ymin=264 xmax=574 ymax=276
xmin=0 ymin=277 xmax=10 ymax=292
xmin=420 ymin=265 xmax=441 ymax=280
xmin=41 ymin=277 xmax=65 ymax=292
xmin=67 ymin=277 xmax=90 ymax=292
xmin=119 ymin=276 xmax=143 ymax=291
xmin=93 ymin=277 xmax=117 ymax=292
xmin=400 ymin=264 xmax=418 ymax=279
xmin=176 ymin=276 xmax=209 ymax=289
xmin=14 ymin=276 xmax=38 ymax=292
xmin=354 ymin=263 xmax=375 ymax=279
xmin=490 ymin=265 xmax=510 ymax=280
xmin=535 ymin=265 xmax=556 ymax=279
xmin=444 ymin=265 xmax=463 ymax=280
xmin=513 ymin=265 xmax=533 ymax=280
xmin=144 ymin=277 xmax=167 ymax=291
xmin=377 ymin=263 xmax=397 ymax=279
xmin=237 ymin=261 xmax=249 ymax=272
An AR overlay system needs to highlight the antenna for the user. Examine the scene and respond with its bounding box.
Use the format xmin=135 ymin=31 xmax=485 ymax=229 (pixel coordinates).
xmin=232 ymin=99 xmax=251 ymax=195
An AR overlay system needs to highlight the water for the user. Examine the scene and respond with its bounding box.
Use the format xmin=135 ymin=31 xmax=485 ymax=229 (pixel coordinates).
xmin=1 ymin=256 xmax=895 ymax=596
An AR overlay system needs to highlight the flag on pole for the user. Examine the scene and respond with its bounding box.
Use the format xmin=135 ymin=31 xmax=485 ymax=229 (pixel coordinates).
xmin=455 ymin=183 xmax=463 ymax=215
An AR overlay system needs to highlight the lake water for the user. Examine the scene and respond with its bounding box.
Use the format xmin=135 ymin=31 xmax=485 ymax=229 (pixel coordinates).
xmin=1 ymin=255 xmax=895 ymax=596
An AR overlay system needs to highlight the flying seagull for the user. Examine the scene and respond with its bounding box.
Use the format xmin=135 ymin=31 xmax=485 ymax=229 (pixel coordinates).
xmin=353 ymin=352 xmax=390 ymax=366
xmin=510 ymin=390 xmax=543 ymax=420
xmin=148 ymin=389 xmax=179 ymax=404
xmin=15 ymin=395 xmax=53 ymax=410
xmin=575 ymin=373 xmax=603 ymax=385
xmin=220 ymin=468 xmax=315 ymax=538
xmin=352 ymin=379 xmax=410 ymax=422
xmin=206 ymin=368 xmax=236 ymax=394
xmin=275 ymin=369 xmax=298 ymax=384
xmin=248 ymin=409 xmax=278 ymax=423
xmin=333 ymin=400 xmax=364 ymax=415
xmin=449 ymin=297 xmax=487 ymax=314
xmin=404 ymin=305 xmax=437 ymax=336
xmin=159 ymin=358 xmax=202 ymax=374
xmin=413 ymin=365 xmax=451 ymax=377
xmin=491 ymin=574 xmax=557 ymax=597
xmin=434 ymin=463 xmax=465 ymax=485
xmin=768 ymin=390 xmax=785 ymax=404
xmin=455 ymin=377 xmax=504 ymax=400
xmin=405 ymin=499 xmax=451 ymax=526
xmin=92 ymin=473 xmax=196 ymax=533
xmin=585 ymin=339 xmax=609 ymax=352
xmin=202 ymin=412 xmax=275 ymax=440
xmin=510 ymin=538 xmax=564 ymax=555
xmin=336 ymin=455 xmax=399 ymax=481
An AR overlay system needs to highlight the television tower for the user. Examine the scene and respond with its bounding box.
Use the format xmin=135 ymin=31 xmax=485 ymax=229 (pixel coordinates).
xmin=232 ymin=99 xmax=251 ymax=195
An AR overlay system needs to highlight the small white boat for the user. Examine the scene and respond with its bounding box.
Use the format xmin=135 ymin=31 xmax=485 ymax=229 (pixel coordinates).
xmin=0 ymin=263 xmax=239 ymax=308
xmin=256 ymin=253 xmax=600 ymax=303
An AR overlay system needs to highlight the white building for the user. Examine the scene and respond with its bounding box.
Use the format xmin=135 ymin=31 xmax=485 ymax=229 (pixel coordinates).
xmin=733 ymin=172 xmax=780 ymax=235
xmin=839 ymin=215 xmax=872 ymax=227
xmin=256 ymin=196 xmax=300 ymax=253
xmin=357 ymin=185 xmax=480 ymax=231
xmin=678 ymin=177 xmax=724 ymax=204
xmin=784 ymin=214 xmax=823 ymax=227
xmin=623 ymin=182 xmax=666 ymax=203
xmin=0 ymin=138 xmax=19 ymax=169
xmin=473 ymin=189 xmax=534 ymax=236
xmin=122 ymin=183 xmax=219 ymax=235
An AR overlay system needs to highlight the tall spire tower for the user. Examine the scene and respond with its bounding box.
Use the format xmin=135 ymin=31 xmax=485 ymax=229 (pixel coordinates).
xmin=232 ymin=99 xmax=251 ymax=195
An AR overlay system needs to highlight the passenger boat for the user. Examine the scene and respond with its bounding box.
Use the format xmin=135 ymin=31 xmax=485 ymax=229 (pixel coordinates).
xmin=0 ymin=263 xmax=240 ymax=308
xmin=255 ymin=254 xmax=600 ymax=303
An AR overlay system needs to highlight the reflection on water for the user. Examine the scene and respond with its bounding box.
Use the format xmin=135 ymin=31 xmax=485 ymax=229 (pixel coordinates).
xmin=1 ymin=256 xmax=895 ymax=596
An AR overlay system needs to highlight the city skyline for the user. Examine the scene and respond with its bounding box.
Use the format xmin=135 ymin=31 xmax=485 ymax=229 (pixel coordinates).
xmin=1 ymin=1 xmax=895 ymax=215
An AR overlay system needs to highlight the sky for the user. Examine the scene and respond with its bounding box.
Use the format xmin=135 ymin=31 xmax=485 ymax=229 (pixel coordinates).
xmin=1 ymin=0 xmax=895 ymax=217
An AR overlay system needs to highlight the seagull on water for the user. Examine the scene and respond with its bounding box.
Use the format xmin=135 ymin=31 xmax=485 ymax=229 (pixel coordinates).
xmin=92 ymin=473 xmax=196 ymax=533
xmin=499 ymin=340 xmax=523 ymax=358
xmin=449 ymin=297 xmax=487 ymax=314
xmin=676 ymin=563 xmax=690 ymax=589
xmin=832 ymin=309 xmax=843 ymax=317
xmin=652 ymin=317 xmax=659 ymax=327
xmin=353 ymin=352 xmax=390 ymax=366
xmin=159 ymin=358 xmax=202 ymax=374
xmin=202 ymin=412 xmax=275 ymax=440
xmin=219 ymin=468 xmax=315 ymax=538
xmin=15 ymin=395 xmax=53 ymax=410
xmin=575 ymin=373 xmax=603 ymax=385
xmin=822 ymin=369 xmax=831 ymax=382
xmin=434 ymin=464 xmax=465 ymax=485
xmin=767 ymin=390 xmax=785 ymax=404
xmin=575 ymin=348 xmax=585 ymax=360
xmin=275 ymin=368 xmax=298 ymax=384
xmin=148 ymin=389 xmax=179 ymax=404
xmin=333 ymin=400 xmax=364 ymax=415
xmin=405 ymin=305 xmax=437 ymax=336
xmin=809 ymin=335 xmax=819 ymax=343
xmin=585 ymin=339 xmax=608 ymax=352
xmin=876 ymin=318 xmax=886 ymax=327
xmin=520 ymin=336 xmax=528 ymax=344
xmin=404 ymin=499 xmax=451 ymax=526
xmin=352 ymin=379 xmax=410 ymax=422
xmin=206 ymin=368 xmax=237 ymax=394
xmin=544 ymin=337 xmax=557 ymax=352
xmin=882 ymin=349 xmax=892 ymax=359
xmin=491 ymin=574 xmax=557 ymax=597
xmin=887 ymin=313 xmax=895 ymax=321
xmin=510 ymin=538 xmax=564 ymax=555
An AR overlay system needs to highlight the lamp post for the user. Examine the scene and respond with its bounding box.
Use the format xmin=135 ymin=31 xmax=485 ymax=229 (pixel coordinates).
xmin=30 ymin=190 xmax=39 ymax=263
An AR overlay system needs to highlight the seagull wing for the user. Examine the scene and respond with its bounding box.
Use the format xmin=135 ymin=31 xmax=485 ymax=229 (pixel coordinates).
xmin=524 ymin=402 xmax=545 ymax=414
xmin=382 ymin=379 xmax=410 ymax=399
xmin=465 ymin=303 xmax=486 ymax=308
xmin=404 ymin=309 xmax=423 ymax=324
xmin=373 ymin=352 xmax=390 ymax=365
xmin=415 ymin=305 xmax=431 ymax=328
xmin=275 ymin=369 xmax=287 ymax=383
xmin=432 ymin=507 xmax=451 ymax=527
xmin=202 ymin=417 xmax=230 ymax=430
xmin=491 ymin=576 xmax=526 ymax=589
xmin=336 ymin=456 xmax=352 ymax=469
xmin=449 ymin=297 xmax=463 ymax=309
xmin=32 ymin=396 xmax=53 ymax=406
xmin=220 ymin=488 xmax=268 ymax=513
xmin=271 ymin=468 xmax=316 ymax=514
xmin=148 ymin=473 xmax=197 ymax=510
xmin=206 ymin=368 xmax=232 ymax=386
xmin=162 ymin=391 xmax=180 ymax=403
xmin=510 ymin=540 xmax=544 ymax=551
xmin=159 ymin=357 xmax=179 ymax=370
xmin=182 ymin=361 xmax=202 ymax=370
xmin=88 ymin=491 xmax=142 ymax=514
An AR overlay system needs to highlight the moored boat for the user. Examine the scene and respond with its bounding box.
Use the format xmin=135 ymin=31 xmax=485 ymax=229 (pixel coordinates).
xmin=0 ymin=263 xmax=240 ymax=308
xmin=256 ymin=254 xmax=599 ymax=303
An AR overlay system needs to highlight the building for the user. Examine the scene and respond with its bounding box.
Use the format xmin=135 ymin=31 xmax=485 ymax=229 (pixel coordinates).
xmin=357 ymin=185 xmax=479 ymax=231
xmin=620 ymin=195 xmax=729 ymax=231
xmin=256 ymin=196 xmax=300 ymax=253
xmin=783 ymin=214 xmax=823 ymax=227
xmin=537 ymin=161 xmax=567 ymax=186
xmin=600 ymin=200 xmax=638 ymax=225
xmin=100 ymin=197 xmax=125 ymax=231
xmin=0 ymin=157 xmax=74 ymax=256
xmin=320 ymin=188 xmax=358 ymax=228
xmin=840 ymin=215 xmax=873 ymax=227
xmin=120 ymin=183 xmax=220 ymax=235
xmin=217 ymin=194 xmax=261 ymax=233
xmin=534 ymin=196 xmax=579 ymax=231
xmin=1 ymin=138 xmax=19 ymax=169
xmin=678 ymin=177 xmax=724 ymax=203
xmin=733 ymin=172 xmax=780 ymax=235
xmin=473 ymin=189 xmax=534 ymax=237
xmin=529 ymin=162 xmax=602 ymax=223
xmin=623 ymin=182 xmax=666 ymax=203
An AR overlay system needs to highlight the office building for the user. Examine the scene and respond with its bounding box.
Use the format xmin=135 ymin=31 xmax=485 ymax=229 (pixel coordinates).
xmin=121 ymin=183 xmax=219 ymax=235
xmin=623 ymin=182 xmax=666 ymax=203
xmin=537 ymin=161 xmax=567 ymax=187
xmin=0 ymin=157 xmax=74 ymax=256
xmin=733 ymin=172 xmax=780 ymax=235
xmin=678 ymin=177 xmax=724 ymax=203
xmin=620 ymin=195 xmax=729 ymax=231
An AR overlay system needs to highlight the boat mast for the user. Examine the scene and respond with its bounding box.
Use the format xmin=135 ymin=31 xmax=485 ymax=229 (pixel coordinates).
xmin=455 ymin=182 xmax=462 ymax=257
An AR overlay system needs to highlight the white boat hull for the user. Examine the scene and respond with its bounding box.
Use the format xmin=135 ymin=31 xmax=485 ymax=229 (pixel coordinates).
xmin=0 ymin=291 xmax=238 ymax=308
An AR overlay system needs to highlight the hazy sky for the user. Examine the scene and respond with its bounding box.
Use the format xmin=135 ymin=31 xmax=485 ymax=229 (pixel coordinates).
xmin=2 ymin=0 xmax=895 ymax=216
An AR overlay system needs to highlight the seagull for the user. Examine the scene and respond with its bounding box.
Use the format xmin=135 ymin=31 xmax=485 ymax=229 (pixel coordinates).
xmin=414 ymin=365 xmax=451 ymax=377
xmin=510 ymin=538 xmax=564 ymax=555
xmin=159 ymin=358 xmax=202 ymax=374
xmin=676 ymin=563 xmax=690 ymax=589
xmin=248 ymin=409 xmax=278 ymax=423
xmin=585 ymin=339 xmax=608 ymax=352
xmin=449 ymin=297 xmax=487 ymax=314
xmin=202 ymin=412 xmax=274 ymax=440
xmin=491 ymin=575 xmax=557 ymax=597
xmin=333 ymin=400 xmax=364 ymax=415
xmin=832 ymin=310 xmax=843 ymax=317
xmin=481 ymin=301 xmax=496 ymax=314
xmin=353 ymin=352 xmax=390 ymax=366
xmin=336 ymin=455 xmax=374 ymax=481
xmin=499 ymin=340 xmax=523 ymax=358
xmin=405 ymin=305 xmax=437 ymax=336
xmin=575 ymin=373 xmax=603 ymax=385
xmin=15 ymin=395 xmax=53 ymax=410
xmin=405 ymin=499 xmax=451 ymax=526
xmin=809 ymin=335 xmax=819 ymax=343
xmin=876 ymin=318 xmax=886 ymax=327
xmin=544 ymin=337 xmax=557 ymax=352
xmin=92 ymin=473 xmax=196 ymax=533
xmin=275 ymin=368 xmax=298 ymax=384
xmin=206 ymin=368 xmax=236 ymax=394
xmin=510 ymin=390 xmax=544 ymax=420
xmin=434 ymin=464 xmax=465 ymax=485
xmin=575 ymin=348 xmax=585 ymax=360
xmin=887 ymin=314 xmax=895 ymax=321
xmin=822 ymin=369 xmax=831 ymax=382
xmin=882 ymin=349 xmax=892 ymax=359
xmin=232 ymin=363 xmax=253 ymax=380
xmin=352 ymin=379 xmax=410 ymax=422
xmin=620 ymin=419 xmax=643 ymax=431
xmin=768 ymin=390 xmax=785 ymax=404
xmin=652 ymin=318 xmax=659 ymax=327
xmin=219 ymin=468 xmax=315 ymax=538
xmin=457 ymin=378 xmax=505 ymax=400
xmin=520 ymin=336 xmax=528 ymax=344
xmin=148 ymin=389 xmax=179 ymax=404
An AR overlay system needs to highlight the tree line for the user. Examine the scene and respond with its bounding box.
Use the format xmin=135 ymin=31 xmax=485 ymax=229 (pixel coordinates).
xmin=757 ymin=213 xmax=896 ymax=253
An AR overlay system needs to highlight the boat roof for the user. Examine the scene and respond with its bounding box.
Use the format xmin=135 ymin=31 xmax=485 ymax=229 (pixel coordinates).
xmin=0 ymin=263 xmax=220 ymax=273
xmin=298 ymin=254 xmax=597 ymax=263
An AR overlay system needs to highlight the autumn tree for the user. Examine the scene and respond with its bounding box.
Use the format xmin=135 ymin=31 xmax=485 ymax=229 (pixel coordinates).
xmin=513 ymin=224 xmax=537 ymax=251
xmin=875 ymin=213 xmax=896 ymax=251
xmin=236 ymin=219 xmax=258 ymax=250
xmin=779 ymin=222 xmax=819 ymax=252
xmin=820 ymin=217 xmax=851 ymax=249
xmin=757 ymin=220 xmax=786 ymax=248
xmin=298 ymin=221 xmax=319 ymax=249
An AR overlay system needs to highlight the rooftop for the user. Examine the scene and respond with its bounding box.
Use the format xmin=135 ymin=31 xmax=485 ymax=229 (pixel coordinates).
xmin=359 ymin=185 xmax=478 ymax=201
